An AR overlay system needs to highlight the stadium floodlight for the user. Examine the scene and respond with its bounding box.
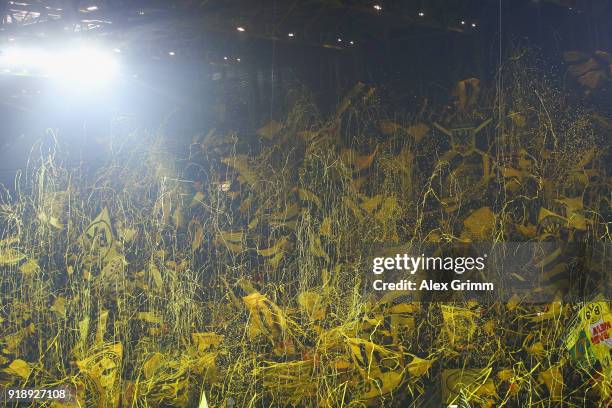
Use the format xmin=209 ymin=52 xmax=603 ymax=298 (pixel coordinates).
xmin=0 ymin=42 xmax=119 ymax=87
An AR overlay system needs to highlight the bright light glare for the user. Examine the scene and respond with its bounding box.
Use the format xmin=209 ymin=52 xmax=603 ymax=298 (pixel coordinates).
xmin=0 ymin=45 xmax=119 ymax=87
xmin=50 ymin=47 xmax=119 ymax=84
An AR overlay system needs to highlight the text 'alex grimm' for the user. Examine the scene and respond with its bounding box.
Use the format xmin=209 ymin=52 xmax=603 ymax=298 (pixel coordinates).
xmin=371 ymin=253 xmax=495 ymax=292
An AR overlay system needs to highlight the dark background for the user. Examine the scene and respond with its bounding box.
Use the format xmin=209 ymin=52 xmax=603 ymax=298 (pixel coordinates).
xmin=1 ymin=0 xmax=611 ymax=186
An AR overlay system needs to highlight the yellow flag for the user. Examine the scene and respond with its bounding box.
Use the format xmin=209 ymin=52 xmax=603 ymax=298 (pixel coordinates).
xmin=4 ymin=359 xmax=32 ymax=379
xmin=77 ymin=343 xmax=123 ymax=408
xmin=0 ymin=237 xmax=25 ymax=265
xmin=80 ymin=207 xmax=114 ymax=261
xmin=441 ymin=305 xmax=478 ymax=345
xmin=538 ymin=366 xmax=564 ymax=401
